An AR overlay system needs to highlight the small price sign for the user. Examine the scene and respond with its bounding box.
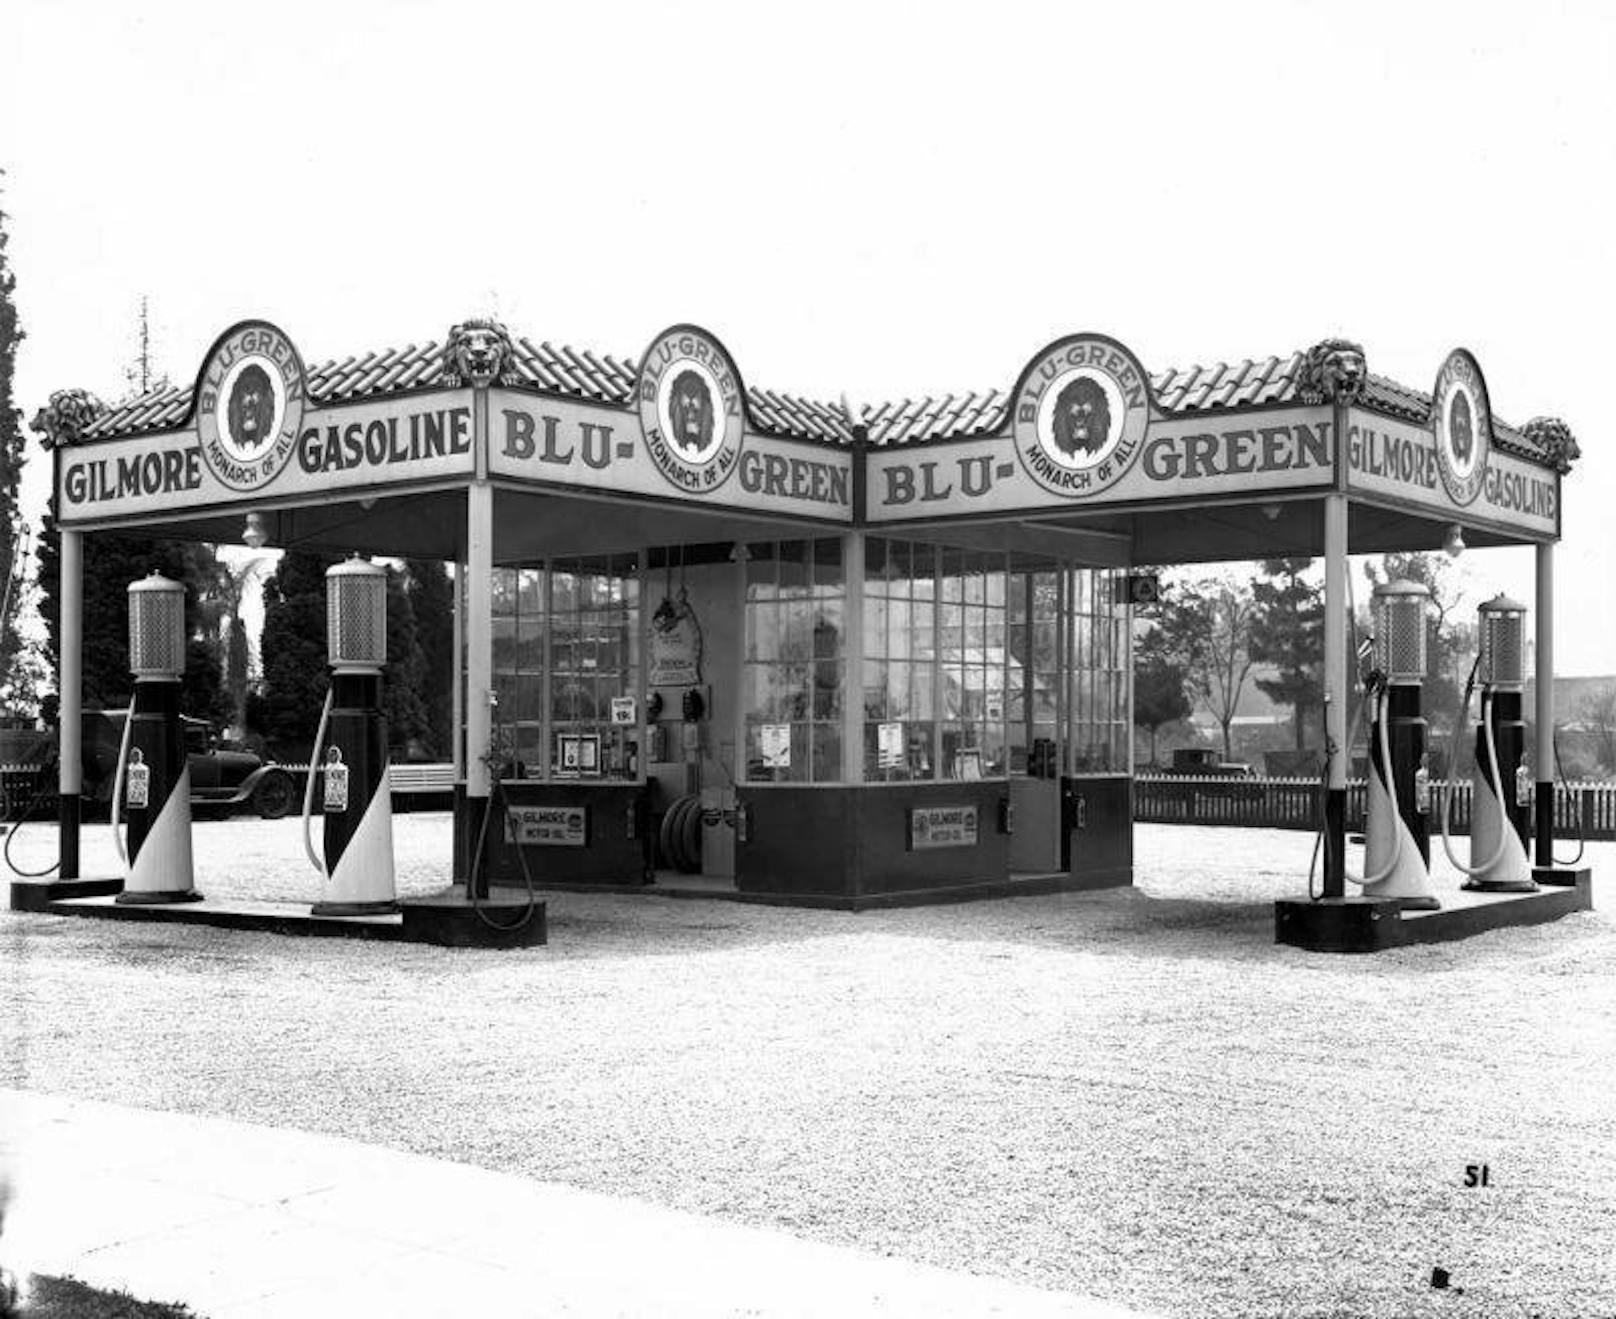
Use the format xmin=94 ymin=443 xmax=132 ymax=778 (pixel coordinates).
xmin=125 ymin=750 xmax=149 ymax=809
xmin=323 ymin=750 xmax=350 ymax=812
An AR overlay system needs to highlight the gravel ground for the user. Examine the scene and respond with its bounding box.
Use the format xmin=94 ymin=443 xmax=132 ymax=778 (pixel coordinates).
xmin=2 ymin=816 xmax=1613 ymax=1319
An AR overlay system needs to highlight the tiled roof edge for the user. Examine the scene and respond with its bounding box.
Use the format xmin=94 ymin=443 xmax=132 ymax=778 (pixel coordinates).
xmin=66 ymin=336 xmax=1556 ymax=467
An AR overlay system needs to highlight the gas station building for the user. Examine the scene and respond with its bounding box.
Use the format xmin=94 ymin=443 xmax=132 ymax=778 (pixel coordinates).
xmin=30 ymin=318 xmax=1587 ymax=934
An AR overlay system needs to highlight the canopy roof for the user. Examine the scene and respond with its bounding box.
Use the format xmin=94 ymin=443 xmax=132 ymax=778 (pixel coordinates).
xmin=78 ymin=329 xmax=1551 ymax=463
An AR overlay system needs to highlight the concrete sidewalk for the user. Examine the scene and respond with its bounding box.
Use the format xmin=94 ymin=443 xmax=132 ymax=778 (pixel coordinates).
xmin=0 ymin=1091 xmax=1154 ymax=1318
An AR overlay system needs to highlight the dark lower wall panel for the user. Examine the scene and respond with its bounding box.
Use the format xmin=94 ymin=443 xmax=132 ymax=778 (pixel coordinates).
xmin=856 ymin=782 xmax=1011 ymax=896
xmin=735 ymin=788 xmax=855 ymax=896
xmin=467 ymin=783 xmax=651 ymax=886
xmin=736 ymin=783 xmax=1012 ymax=897
xmin=1067 ymin=775 xmax=1133 ymax=887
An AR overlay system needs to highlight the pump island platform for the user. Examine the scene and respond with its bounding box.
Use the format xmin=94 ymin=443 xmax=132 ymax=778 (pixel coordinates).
xmin=14 ymin=319 xmax=1593 ymax=952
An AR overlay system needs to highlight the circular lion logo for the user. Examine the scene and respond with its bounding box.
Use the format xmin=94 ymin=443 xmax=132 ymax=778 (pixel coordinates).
xmin=637 ymin=327 xmax=745 ymax=492
xmin=663 ymin=368 xmax=717 ymax=458
xmin=227 ymin=364 xmax=277 ymax=452
xmin=1432 ymin=350 xmax=1489 ymax=506
xmin=1013 ymin=335 xmax=1151 ymax=498
xmin=196 ymin=322 xmax=305 ymax=492
xmin=1447 ymin=390 xmax=1474 ymax=470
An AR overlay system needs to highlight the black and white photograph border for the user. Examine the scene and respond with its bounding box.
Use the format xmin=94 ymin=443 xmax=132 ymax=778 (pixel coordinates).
xmin=2 ymin=2 xmax=1614 ymax=1317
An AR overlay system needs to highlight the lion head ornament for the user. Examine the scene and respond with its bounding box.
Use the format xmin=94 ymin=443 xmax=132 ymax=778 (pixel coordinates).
xmin=30 ymin=388 xmax=108 ymax=451
xmin=1297 ymin=339 xmax=1368 ymax=405
xmin=1523 ymin=416 xmax=1580 ymax=475
xmin=441 ymin=318 xmax=518 ymax=388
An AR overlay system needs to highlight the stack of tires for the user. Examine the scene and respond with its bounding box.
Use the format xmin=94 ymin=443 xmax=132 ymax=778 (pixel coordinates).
xmin=656 ymin=794 xmax=704 ymax=874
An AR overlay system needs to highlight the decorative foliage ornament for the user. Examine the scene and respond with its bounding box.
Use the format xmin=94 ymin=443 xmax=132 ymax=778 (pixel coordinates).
xmin=30 ymin=387 xmax=107 ymax=449
xmin=441 ymin=318 xmax=518 ymax=388
xmin=1297 ymin=338 xmax=1368 ymax=405
xmin=1522 ymin=416 xmax=1580 ymax=474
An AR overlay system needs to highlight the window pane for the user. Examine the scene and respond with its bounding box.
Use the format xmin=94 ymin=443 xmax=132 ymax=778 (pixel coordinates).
xmin=814 ymin=538 xmax=842 ymax=592
xmin=812 ymin=662 xmax=842 ymax=720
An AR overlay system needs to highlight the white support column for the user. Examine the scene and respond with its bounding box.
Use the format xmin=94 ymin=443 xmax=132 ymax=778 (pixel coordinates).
xmin=465 ymin=485 xmax=493 ymax=799
xmin=1322 ymin=494 xmax=1349 ymax=897
xmin=841 ymin=530 xmax=865 ymax=784
xmin=1534 ymin=541 xmax=1555 ymax=868
xmin=58 ymin=527 xmax=83 ymax=878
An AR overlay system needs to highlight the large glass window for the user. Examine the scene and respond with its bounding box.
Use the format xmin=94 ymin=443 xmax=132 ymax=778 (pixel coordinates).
xmin=863 ymin=538 xmax=937 ymax=781
xmin=1066 ymin=568 xmax=1128 ymax=772
xmin=863 ymin=540 xmax=1008 ymax=782
xmin=742 ymin=539 xmax=845 ymax=783
xmin=939 ymin=547 xmax=1008 ymax=779
xmin=1007 ymin=566 xmax=1062 ymax=775
xmin=491 ymin=554 xmax=641 ymax=780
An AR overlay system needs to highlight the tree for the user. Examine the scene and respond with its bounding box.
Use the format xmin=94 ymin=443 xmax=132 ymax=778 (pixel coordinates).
xmin=255 ymin=549 xmax=336 ymax=757
xmin=36 ymin=510 xmax=229 ymax=724
xmin=122 ymin=296 xmax=169 ymax=398
xmin=404 ymin=558 xmax=454 ymax=759
xmin=1249 ymin=557 xmax=1324 ymax=751
xmin=1160 ymin=572 xmax=1258 ymax=762
xmin=209 ymin=553 xmax=269 ymax=736
xmin=1577 ymin=684 xmax=1616 ymax=776
xmin=1362 ymin=552 xmax=1473 ymax=768
xmin=0 ymin=174 xmax=30 ymax=712
xmin=382 ymin=565 xmax=429 ymax=756
xmin=1133 ymin=623 xmax=1192 ymax=767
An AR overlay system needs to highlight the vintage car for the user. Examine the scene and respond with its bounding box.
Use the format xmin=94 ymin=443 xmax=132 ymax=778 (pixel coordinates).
xmin=89 ymin=710 xmax=299 ymax=819
xmin=1162 ymin=747 xmax=1258 ymax=778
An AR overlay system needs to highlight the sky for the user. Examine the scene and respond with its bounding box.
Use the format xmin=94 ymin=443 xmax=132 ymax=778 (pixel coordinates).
xmin=2 ymin=0 xmax=1613 ymax=674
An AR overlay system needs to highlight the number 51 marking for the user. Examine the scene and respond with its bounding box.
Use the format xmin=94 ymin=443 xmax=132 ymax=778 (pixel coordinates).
xmin=1463 ymin=1164 xmax=1491 ymax=1188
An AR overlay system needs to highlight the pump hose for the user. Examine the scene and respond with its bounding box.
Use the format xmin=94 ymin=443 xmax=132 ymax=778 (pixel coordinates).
xmin=108 ymin=711 xmax=135 ymax=869
xmin=300 ymin=687 xmax=335 ymax=877
xmin=1306 ymin=680 xmax=1367 ymax=900
xmin=2 ymin=757 xmax=65 ymax=878
xmin=1342 ymin=685 xmax=1407 ymax=889
xmin=1306 ymin=674 xmax=1360 ymax=902
xmin=1440 ymin=685 xmax=1513 ymax=878
xmin=466 ymin=773 xmax=540 ymax=932
xmin=1549 ymin=725 xmax=1586 ymax=866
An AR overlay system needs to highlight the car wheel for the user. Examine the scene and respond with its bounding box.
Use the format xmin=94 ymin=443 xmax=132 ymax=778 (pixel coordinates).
xmin=253 ymin=772 xmax=296 ymax=820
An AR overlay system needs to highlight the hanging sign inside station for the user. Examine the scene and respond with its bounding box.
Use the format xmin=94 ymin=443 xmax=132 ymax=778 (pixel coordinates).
xmin=759 ymin=723 xmax=791 ymax=769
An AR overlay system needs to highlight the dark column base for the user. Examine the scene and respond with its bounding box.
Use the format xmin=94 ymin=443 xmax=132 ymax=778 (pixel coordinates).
xmin=1275 ymin=897 xmax=1402 ymax=953
xmin=58 ymin=792 xmax=80 ymax=880
xmin=1533 ymin=866 xmax=1592 ymax=889
xmin=1322 ymin=787 xmax=1346 ymax=899
xmin=10 ymin=877 xmax=123 ymax=911
xmin=1534 ymin=783 xmax=1556 ymax=870
xmin=462 ymin=795 xmax=492 ymax=899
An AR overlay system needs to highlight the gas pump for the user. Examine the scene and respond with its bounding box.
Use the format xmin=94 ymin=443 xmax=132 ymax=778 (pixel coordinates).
xmin=1349 ymin=580 xmax=1440 ymax=909
xmin=301 ymin=557 xmax=398 ymax=915
xmin=113 ymin=573 xmax=200 ymax=904
xmin=1446 ymin=595 xmax=1536 ymax=893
